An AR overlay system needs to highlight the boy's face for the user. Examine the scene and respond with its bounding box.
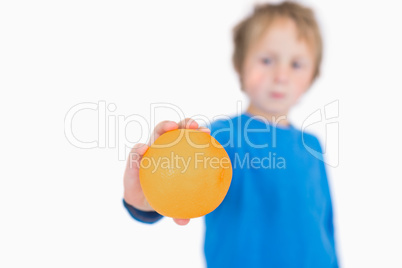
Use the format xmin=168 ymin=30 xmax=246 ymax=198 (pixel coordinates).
xmin=241 ymin=18 xmax=316 ymax=117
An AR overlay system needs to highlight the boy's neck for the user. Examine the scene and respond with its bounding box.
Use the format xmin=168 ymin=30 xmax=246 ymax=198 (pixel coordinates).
xmin=246 ymin=105 xmax=290 ymax=127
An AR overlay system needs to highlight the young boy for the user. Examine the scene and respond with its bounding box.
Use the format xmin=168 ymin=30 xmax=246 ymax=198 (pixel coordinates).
xmin=123 ymin=2 xmax=338 ymax=267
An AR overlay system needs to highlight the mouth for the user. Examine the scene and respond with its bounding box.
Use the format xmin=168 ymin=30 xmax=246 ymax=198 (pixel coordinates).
xmin=269 ymin=92 xmax=285 ymax=99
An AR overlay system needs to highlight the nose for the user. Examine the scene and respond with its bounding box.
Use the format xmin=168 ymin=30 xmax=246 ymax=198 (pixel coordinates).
xmin=273 ymin=64 xmax=290 ymax=84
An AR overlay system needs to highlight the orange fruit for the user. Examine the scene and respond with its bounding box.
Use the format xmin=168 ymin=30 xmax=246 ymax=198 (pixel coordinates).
xmin=139 ymin=129 xmax=232 ymax=219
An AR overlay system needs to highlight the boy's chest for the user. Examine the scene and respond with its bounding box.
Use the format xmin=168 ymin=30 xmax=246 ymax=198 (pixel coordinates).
xmin=227 ymin=142 xmax=325 ymax=209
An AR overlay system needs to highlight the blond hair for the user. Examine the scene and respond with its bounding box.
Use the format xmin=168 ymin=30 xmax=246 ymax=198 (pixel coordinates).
xmin=232 ymin=1 xmax=323 ymax=88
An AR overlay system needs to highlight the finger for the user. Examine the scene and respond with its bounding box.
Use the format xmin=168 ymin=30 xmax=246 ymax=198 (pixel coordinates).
xmin=149 ymin=121 xmax=179 ymax=146
xmin=177 ymin=118 xmax=199 ymax=129
xmin=130 ymin=142 xmax=149 ymax=155
xmin=173 ymin=218 xmax=190 ymax=226
xmin=126 ymin=143 xmax=149 ymax=171
xmin=197 ymin=126 xmax=211 ymax=133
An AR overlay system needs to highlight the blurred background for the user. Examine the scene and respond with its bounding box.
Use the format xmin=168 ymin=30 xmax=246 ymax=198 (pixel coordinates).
xmin=1 ymin=0 xmax=401 ymax=267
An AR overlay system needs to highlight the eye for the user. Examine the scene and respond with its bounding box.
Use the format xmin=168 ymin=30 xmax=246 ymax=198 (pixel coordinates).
xmin=292 ymin=61 xmax=302 ymax=69
xmin=261 ymin=57 xmax=272 ymax=65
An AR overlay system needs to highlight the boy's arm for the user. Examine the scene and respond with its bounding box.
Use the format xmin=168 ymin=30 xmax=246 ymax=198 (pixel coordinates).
xmin=314 ymin=136 xmax=338 ymax=266
xmin=123 ymin=199 xmax=163 ymax=224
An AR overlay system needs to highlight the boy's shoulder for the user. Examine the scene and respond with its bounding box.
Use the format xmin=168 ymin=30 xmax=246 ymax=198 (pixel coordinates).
xmin=210 ymin=113 xmax=308 ymax=134
xmin=209 ymin=113 xmax=324 ymax=152
xmin=296 ymin=128 xmax=325 ymax=155
xmin=208 ymin=114 xmax=241 ymax=149
xmin=210 ymin=114 xmax=240 ymax=132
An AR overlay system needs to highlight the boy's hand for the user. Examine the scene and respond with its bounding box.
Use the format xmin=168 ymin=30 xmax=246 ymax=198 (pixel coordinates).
xmin=123 ymin=118 xmax=211 ymax=226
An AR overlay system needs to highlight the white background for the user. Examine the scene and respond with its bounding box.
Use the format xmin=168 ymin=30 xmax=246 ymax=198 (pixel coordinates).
xmin=1 ymin=0 xmax=401 ymax=267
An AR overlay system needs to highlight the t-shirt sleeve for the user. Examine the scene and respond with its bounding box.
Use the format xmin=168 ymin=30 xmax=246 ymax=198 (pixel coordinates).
xmin=123 ymin=199 xmax=163 ymax=224
xmin=313 ymin=137 xmax=339 ymax=266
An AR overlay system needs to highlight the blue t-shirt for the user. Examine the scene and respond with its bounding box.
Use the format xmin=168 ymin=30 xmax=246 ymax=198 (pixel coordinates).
xmin=124 ymin=112 xmax=338 ymax=268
